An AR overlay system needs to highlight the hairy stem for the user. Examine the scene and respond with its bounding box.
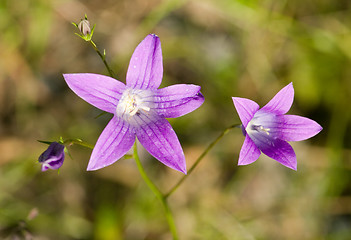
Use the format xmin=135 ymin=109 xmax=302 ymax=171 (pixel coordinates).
xmin=164 ymin=124 xmax=241 ymax=198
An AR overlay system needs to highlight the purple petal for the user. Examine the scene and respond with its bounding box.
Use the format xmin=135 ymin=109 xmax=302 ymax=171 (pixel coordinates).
xmin=38 ymin=142 xmax=64 ymax=163
xmin=87 ymin=117 xmax=136 ymax=171
xmin=63 ymin=73 xmax=125 ymax=114
xmin=250 ymin=132 xmax=297 ymax=170
xmin=278 ymin=115 xmax=323 ymax=141
xmin=261 ymin=82 xmax=294 ymax=115
xmin=232 ymin=97 xmax=260 ymax=128
xmin=238 ymin=135 xmax=261 ymax=166
xmin=41 ymin=165 xmax=50 ymax=171
xmin=135 ymin=118 xmax=186 ymax=174
xmin=41 ymin=158 xmax=64 ymax=172
xmin=154 ymin=84 xmax=204 ymax=118
xmin=126 ymin=34 xmax=163 ymax=90
xmin=39 ymin=142 xmax=65 ymax=171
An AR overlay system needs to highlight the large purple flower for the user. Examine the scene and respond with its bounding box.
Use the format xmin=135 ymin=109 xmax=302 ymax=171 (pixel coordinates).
xmin=232 ymin=83 xmax=322 ymax=170
xmin=63 ymin=34 xmax=204 ymax=174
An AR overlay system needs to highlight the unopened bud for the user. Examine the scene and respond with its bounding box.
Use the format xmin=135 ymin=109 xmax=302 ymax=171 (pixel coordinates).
xmin=38 ymin=142 xmax=65 ymax=171
xmin=78 ymin=19 xmax=91 ymax=36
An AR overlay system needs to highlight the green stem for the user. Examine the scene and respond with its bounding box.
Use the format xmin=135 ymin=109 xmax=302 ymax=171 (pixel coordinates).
xmin=89 ymin=40 xmax=116 ymax=78
xmin=63 ymin=139 xmax=94 ymax=149
xmin=164 ymin=124 xmax=241 ymax=198
xmin=133 ymin=143 xmax=179 ymax=240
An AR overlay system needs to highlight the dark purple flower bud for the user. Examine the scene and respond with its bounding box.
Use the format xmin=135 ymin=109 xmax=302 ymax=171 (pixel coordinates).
xmin=38 ymin=142 xmax=65 ymax=171
xmin=78 ymin=19 xmax=91 ymax=36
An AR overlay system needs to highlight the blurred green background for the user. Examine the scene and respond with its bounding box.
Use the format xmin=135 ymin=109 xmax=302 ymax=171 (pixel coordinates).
xmin=0 ymin=0 xmax=350 ymax=239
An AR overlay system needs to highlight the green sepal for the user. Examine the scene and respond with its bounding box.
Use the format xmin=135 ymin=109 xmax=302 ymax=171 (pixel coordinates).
xmin=64 ymin=146 xmax=73 ymax=160
xmin=37 ymin=140 xmax=52 ymax=145
xmin=90 ymin=24 xmax=96 ymax=38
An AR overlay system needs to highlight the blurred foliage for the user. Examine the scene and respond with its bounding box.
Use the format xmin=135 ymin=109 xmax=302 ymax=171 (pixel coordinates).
xmin=0 ymin=0 xmax=351 ymax=239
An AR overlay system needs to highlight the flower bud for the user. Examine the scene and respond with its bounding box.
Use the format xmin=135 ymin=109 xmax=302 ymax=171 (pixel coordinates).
xmin=38 ymin=142 xmax=65 ymax=171
xmin=78 ymin=19 xmax=91 ymax=36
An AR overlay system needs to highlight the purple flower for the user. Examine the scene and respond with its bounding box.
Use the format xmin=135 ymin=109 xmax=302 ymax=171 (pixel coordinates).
xmin=232 ymin=83 xmax=322 ymax=170
xmin=38 ymin=142 xmax=65 ymax=171
xmin=63 ymin=34 xmax=204 ymax=174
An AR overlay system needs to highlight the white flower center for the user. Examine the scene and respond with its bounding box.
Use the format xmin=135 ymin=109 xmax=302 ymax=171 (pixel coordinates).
xmin=116 ymin=88 xmax=155 ymax=125
xmin=245 ymin=111 xmax=273 ymax=137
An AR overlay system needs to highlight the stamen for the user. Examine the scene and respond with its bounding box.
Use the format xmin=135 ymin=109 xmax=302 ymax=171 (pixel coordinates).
xmin=254 ymin=125 xmax=270 ymax=135
xmin=246 ymin=123 xmax=271 ymax=136
xmin=116 ymin=88 xmax=154 ymax=124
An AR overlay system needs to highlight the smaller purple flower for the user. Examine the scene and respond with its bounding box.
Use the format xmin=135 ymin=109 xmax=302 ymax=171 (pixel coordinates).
xmin=232 ymin=83 xmax=322 ymax=170
xmin=38 ymin=142 xmax=65 ymax=171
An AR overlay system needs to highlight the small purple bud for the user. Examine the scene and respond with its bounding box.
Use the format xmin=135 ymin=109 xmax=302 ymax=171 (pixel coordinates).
xmin=78 ymin=19 xmax=91 ymax=36
xmin=38 ymin=142 xmax=65 ymax=171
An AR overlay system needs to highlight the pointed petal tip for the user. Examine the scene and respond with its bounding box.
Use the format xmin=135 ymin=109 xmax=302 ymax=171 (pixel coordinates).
xmin=62 ymin=73 xmax=78 ymax=80
xmin=314 ymin=123 xmax=323 ymax=137
xmin=317 ymin=123 xmax=323 ymax=132
xmin=231 ymin=97 xmax=240 ymax=104
xmin=86 ymin=161 xmax=116 ymax=171
xmin=62 ymin=73 xmax=71 ymax=81
xmin=86 ymin=166 xmax=97 ymax=171
xmin=276 ymin=153 xmax=297 ymax=171
xmin=195 ymin=91 xmax=205 ymax=106
xmin=232 ymin=97 xmax=260 ymax=127
xmin=174 ymin=157 xmax=187 ymax=174
xmin=165 ymin=156 xmax=187 ymax=174
xmin=286 ymin=82 xmax=294 ymax=94
xmin=149 ymin=33 xmax=159 ymax=38
xmin=155 ymin=84 xmax=204 ymax=118
xmin=237 ymin=161 xmax=249 ymax=166
xmin=197 ymin=91 xmax=205 ymax=99
xmin=285 ymin=163 xmax=297 ymax=171
xmin=279 ymin=115 xmax=323 ymax=141
xmin=262 ymin=82 xmax=295 ymax=115
xmin=86 ymin=161 xmax=102 ymax=171
xmin=179 ymin=167 xmax=187 ymax=175
xmin=144 ymin=33 xmax=160 ymax=43
xmin=126 ymin=34 xmax=163 ymax=89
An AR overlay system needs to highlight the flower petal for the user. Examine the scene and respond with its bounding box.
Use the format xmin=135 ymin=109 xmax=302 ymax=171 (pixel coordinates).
xmin=249 ymin=132 xmax=297 ymax=170
xmin=238 ymin=135 xmax=261 ymax=166
xmin=38 ymin=142 xmax=64 ymax=163
xmin=154 ymin=84 xmax=204 ymax=118
xmin=41 ymin=158 xmax=64 ymax=172
xmin=135 ymin=118 xmax=186 ymax=174
xmin=64 ymin=73 xmax=125 ymax=113
xmin=278 ymin=115 xmax=323 ymax=141
xmin=232 ymin=97 xmax=260 ymax=128
xmin=126 ymin=34 xmax=163 ymax=90
xmin=39 ymin=142 xmax=65 ymax=171
xmin=87 ymin=117 xmax=136 ymax=171
xmin=261 ymin=82 xmax=294 ymax=115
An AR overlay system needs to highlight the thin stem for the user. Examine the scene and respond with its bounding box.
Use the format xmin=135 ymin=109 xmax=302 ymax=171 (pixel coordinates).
xmin=164 ymin=123 xmax=241 ymax=198
xmin=63 ymin=139 xmax=94 ymax=149
xmin=133 ymin=143 xmax=179 ymax=240
xmin=89 ymin=40 xmax=116 ymax=78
